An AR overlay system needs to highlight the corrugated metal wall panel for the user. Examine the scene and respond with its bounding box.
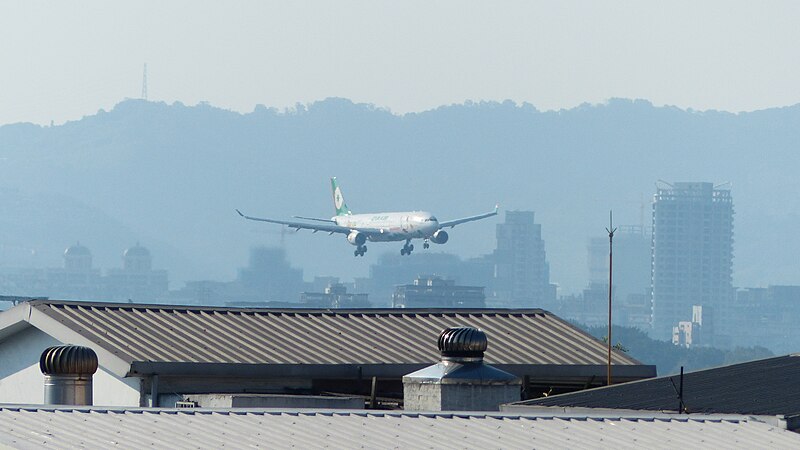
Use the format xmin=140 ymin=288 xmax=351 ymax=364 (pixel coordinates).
xmin=514 ymin=354 xmax=800 ymax=416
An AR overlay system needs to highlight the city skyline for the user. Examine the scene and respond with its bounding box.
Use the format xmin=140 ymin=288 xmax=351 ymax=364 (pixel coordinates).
xmin=2 ymin=98 xmax=797 ymax=293
xmin=0 ymin=190 xmax=794 ymax=296
xmin=4 ymin=193 xmax=800 ymax=358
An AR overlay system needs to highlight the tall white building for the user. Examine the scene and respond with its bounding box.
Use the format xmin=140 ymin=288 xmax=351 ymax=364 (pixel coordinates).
xmin=651 ymin=182 xmax=734 ymax=340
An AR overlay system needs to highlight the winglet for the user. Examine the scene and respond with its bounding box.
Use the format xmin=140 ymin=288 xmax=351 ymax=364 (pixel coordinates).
xmin=236 ymin=209 xmax=244 ymax=217
xmin=494 ymin=203 xmax=500 ymax=214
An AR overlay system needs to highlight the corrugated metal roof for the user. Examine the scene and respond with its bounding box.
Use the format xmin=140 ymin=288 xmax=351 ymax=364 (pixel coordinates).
xmin=0 ymin=406 xmax=797 ymax=449
xmin=508 ymin=354 xmax=800 ymax=415
xmin=27 ymin=300 xmax=642 ymax=367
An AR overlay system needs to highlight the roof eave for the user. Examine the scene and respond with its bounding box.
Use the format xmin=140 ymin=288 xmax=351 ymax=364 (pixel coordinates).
xmin=127 ymin=361 xmax=655 ymax=383
xmin=0 ymin=302 xmax=131 ymax=377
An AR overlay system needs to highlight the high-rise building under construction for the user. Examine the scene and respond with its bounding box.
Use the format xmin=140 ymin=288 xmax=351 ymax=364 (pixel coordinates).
xmin=651 ymin=182 xmax=734 ymax=340
xmin=492 ymin=211 xmax=554 ymax=309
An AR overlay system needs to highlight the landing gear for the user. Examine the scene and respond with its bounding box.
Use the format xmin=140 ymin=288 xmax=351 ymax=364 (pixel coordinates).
xmin=354 ymin=245 xmax=367 ymax=257
xmin=400 ymin=240 xmax=414 ymax=256
xmin=423 ymin=239 xmax=430 ymax=249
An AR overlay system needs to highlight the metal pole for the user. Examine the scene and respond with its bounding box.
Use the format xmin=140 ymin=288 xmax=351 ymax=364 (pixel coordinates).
xmin=678 ymin=366 xmax=685 ymax=413
xmin=369 ymin=376 xmax=377 ymax=409
xmin=151 ymin=374 xmax=159 ymax=407
xmin=606 ymin=211 xmax=616 ymax=386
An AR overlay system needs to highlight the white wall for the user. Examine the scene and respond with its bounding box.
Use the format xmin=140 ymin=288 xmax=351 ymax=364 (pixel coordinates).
xmin=94 ymin=367 xmax=141 ymax=407
xmin=0 ymin=326 xmax=58 ymax=404
xmin=0 ymin=326 xmax=141 ymax=406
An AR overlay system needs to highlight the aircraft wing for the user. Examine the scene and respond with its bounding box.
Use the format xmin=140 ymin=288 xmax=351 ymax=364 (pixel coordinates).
xmin=438 ymin=205 xmax=499 ymax=228
xmin=293 ymin=216 xmax=336 ymax=223
xmin=236 ymin=210 xmax=384 ymax=235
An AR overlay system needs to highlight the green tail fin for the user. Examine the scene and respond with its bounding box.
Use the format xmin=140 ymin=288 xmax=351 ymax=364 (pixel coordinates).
xmin=331 ymin=177 xmax=352 ymax=216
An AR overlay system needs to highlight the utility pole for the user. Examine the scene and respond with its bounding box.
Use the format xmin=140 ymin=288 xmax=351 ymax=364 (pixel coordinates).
xmin=606 ymin=210 xmax=617 ymax=386
xmin=141 ymin=63 xmax=148 ymax=100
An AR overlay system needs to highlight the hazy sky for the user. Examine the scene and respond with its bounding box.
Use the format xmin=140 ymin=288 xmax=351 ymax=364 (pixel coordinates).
xmin=2 ymin=1 xmax=799 ymax=125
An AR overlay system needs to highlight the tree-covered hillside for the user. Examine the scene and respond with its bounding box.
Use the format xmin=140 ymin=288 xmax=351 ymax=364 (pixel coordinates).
xmin=1 ymin=98 xmax=798 ymax=289
xmin=583 ymin=324 xmax=774 ymax=375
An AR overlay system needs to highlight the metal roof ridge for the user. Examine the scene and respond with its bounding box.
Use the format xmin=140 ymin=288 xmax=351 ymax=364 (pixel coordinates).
xmin=647 ymin=353 xmax=798 ymax=375
xmin=27 ymin=299 xmax=550 ymax=315
xmin=0 ymin=404 xmax=773 ymax=423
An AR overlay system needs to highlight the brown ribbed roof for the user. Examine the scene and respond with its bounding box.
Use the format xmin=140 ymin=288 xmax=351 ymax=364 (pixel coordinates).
xmin=30 ymin=300 xmax=642 ymax=366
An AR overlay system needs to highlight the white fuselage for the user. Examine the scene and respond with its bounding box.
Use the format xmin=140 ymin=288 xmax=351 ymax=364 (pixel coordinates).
xmin=333 ymin=211 xmax=440 ymax=242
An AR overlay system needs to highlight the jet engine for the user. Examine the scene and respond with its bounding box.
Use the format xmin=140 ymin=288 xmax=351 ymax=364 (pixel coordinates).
xmin=347 ymin=231 xmax=367 ymax=246
xmin=430 ymin=230 xmax=449 ymax=244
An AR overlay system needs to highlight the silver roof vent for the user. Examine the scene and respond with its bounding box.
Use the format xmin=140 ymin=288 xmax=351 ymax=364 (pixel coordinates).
xmin=40 ymin=345 xmax=99 ymax=375
xmin=438 ymin=327 xmax=488 ymax=359
xmin=40 ymin=345 xmax=98 ymax=406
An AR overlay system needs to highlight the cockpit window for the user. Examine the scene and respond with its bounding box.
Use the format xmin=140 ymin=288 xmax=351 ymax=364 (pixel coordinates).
xmin=427 ymin=216 xmax=438 ymax=222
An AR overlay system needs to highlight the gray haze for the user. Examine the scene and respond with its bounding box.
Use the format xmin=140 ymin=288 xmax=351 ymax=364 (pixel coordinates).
xmin=1 ymin=98 xmax=798 ymax=294
xmin=1 ymin=2 xmax=799 ymax=125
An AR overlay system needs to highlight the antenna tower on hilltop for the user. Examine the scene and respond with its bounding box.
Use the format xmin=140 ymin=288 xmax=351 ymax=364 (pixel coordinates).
xmin=141 ymin=63 xmax=148 ymax=100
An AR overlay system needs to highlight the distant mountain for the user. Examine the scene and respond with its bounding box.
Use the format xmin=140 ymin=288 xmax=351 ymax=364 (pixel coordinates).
xmin=1 ymin=98 xmax=798 ymax=292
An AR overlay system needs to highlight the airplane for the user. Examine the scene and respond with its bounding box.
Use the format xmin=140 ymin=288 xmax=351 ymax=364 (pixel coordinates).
xmin=236 ymin=177 xmax=498 ymax=257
